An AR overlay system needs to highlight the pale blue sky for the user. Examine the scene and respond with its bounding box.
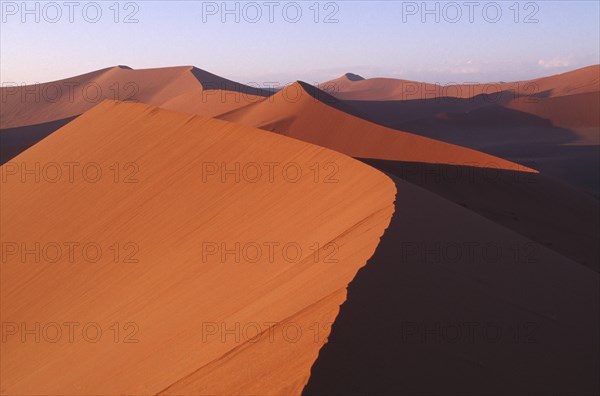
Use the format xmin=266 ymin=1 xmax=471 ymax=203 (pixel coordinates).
xmin=1 ymin=1 xmax=598 ymax=85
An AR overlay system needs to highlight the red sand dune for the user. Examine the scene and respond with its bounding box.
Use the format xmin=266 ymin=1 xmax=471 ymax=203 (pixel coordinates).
xmin=318 ymin=66 xmax=600 ymax=196
xmin=0 ymin=66 xmax=271 ymax=164
xmin=304 ymin=174 xmax=599 ymax=395
xmin=219 ymin=81 xmax=598 ymax=270
xmin=219 ymin=81 xmax=536 ymax=172
xmin=362 ymin=158 xmax=600 ymax=272
xmin=0 ymin=65 xmax=270 ymax=129
xmin=1 ymin=64 xmax=598 ymax=395
xmin=0 ymin=101 xmax=396 ymax=395
xmin=505 ymin=91 xmax=600 ymax=130
xmin=319 ymin=65 xmax=600 ymax=101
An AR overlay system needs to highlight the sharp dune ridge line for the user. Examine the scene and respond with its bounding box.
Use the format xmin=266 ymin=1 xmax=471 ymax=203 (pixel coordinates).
xmin=0 ymin=65 xmax=270 ymax=129
xmin=219 ymin=81 xmax=538 ymax=172
xmin=1 ymin=64 xmax=599 ymax=395
xmin=3 ymin=64 xmax=598 ymax=174
xmin=3 ymin=63 xmax=597 ymax=125
xmin=318 ymin=64 xmax=600 ymax=101
xmin=312 ymin=65 xmax=599 ymax=197
xmin=304 ymin=174 xmax=599 ymax=395
xmin=1 ymin=65 xmax=541 ymax=174
xmin=0 ymin=100 xmax=396 ymax=395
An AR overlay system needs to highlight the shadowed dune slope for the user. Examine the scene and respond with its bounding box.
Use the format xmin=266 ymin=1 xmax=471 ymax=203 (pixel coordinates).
xmin=304 ymin=174 xmax=599 ymax=395
xmin=341 ymin=93 xmax=600 ymax=196
xmin=360 ymin=159 xmax=600 ymax=272
xmin=505 ymin=91 xmax=600 ymax=129
xmin=0 ymin=65 xmax=270 ymax=129
xmin=220 ymin=81 xmax=598 ymax=269
xmin=0 ymin=101 xmax=395 ymax=395
xmin=0 ymin=116 xmax=77 ymax=164
xmin=319 ymin=65 xmax=600 ymax=101
xmin=219 ymin=81 xmax=536 ymax=172
xmin=318 ymin=67 xmax=600 ymax=196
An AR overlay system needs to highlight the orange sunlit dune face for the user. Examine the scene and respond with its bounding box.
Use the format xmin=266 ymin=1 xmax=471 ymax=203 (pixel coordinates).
xmin=1 ymin=2 xmax=598 ymax=395
xmin=1 ymin=101 xmax=396 ymax=395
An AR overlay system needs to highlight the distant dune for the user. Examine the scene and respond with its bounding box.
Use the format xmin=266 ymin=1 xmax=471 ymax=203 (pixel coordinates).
xmin=220 ymin=80 xmax=599 ymax=270
xmin=0 ymin=65 xmax=270 ymax=129
xmin=319 ymin=66 xmax=600 ymax=195
xmin=0 ymin=66 xmax=271 ymax=163
xmin=4 ymin=66 xmax=598 ymax=195
xmin=219 ymin=81 xmax=535 ymax=172
xmin=1 ymin=64 xmax=598 ymax=395
xmin=0 ymin=101 xmax=395 ymax=395
xmin=505 ymin=91 xmax=600 ymax=130
xmin=319 ymin=65 xmax=600 ymax=101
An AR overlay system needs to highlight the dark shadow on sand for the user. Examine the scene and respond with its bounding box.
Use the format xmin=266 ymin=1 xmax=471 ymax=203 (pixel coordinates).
xmin=360 ymin=159 xmax=600 ymax=272
xmin=1 ymin=116 xmax=77 ymax=164
xmin=303 ymin=173 xmax=599 ymax=395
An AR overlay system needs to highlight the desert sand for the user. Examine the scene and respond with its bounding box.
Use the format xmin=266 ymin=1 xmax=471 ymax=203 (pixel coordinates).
xmin=319 ymin=66 xmax=600 ymax=195
xmin=0 ymin=66 xmax=270 ymax=129
xmin=217 ymin=79 xmax=599 ymax=270
xmin=305 ymin=174 xmax=599 ymax=395
xmin=0 ymin=100 xmax=395 ymax=395
xmin=0 ymin=66 xmax=269 ymax=163
xmin=319 ymin=65 xmax=600 ymax=101
xmin=219 ymin=81 xmax=536 ymax=172
xmin=1 ymin=64 xmax=598 ymax=395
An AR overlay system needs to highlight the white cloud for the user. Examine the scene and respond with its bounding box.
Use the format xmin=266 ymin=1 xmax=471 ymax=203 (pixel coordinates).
xmin=538 ymin=57 xmax=572 ymax=69
xmin=446 ymin=66 xmax=481 ymax=74
xmin=431 ymin=65 xmax=480 ymax=75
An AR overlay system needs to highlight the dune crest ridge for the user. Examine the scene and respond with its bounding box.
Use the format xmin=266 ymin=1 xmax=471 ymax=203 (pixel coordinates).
xmin=319 ymin=65 xmax=600 ymax=101
xmin=219 ymin=81 xmax=537 ymax=173
xmin=0 ymin=100 xmax=396 ymax=395
xmin=0 ymin=66 xmax=271 ymax=129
